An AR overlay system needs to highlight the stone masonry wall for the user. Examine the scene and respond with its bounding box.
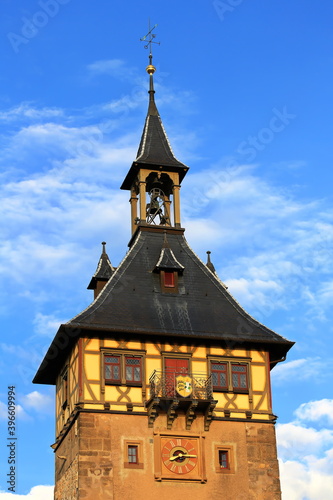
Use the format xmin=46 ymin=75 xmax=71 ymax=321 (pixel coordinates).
xmin=54 ymin=421 xmax=79 ymax=500
xmin=246 ymin=422 xmax=282 ymax=500
xmin=54 ymin=412 xmax=282 ymax=500
xmin=78 ymin=413 xmax=114 ymax=499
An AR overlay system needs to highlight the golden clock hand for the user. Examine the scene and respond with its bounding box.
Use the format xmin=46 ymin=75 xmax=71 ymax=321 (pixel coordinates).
xmin=169 ymin=453 xmax=197 ymax=461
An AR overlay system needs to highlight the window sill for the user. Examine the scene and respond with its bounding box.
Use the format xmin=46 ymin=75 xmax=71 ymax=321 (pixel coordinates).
xmin=105 ymin=381 xmax=142 ymax=387
xmin=213 ymin=388 xmax=249 ymax=394
xmin=124 ymin=462 xmax=144 ymax=469
xmin=215 ymin=467 xmax=234 ymax=474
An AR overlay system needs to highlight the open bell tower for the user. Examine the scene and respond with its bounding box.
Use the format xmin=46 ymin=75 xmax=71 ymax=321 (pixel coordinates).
xmin=121 ymin=54 xmax=188 ymax=234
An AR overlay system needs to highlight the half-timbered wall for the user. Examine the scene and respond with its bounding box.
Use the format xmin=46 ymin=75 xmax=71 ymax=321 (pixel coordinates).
xmin=56 ymin=336 xmax=273 ymax=438
xmin=55 ymin=343 xmax=79 ymax=436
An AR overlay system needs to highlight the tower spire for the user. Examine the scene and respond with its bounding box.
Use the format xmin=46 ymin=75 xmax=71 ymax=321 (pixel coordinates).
xmin=141 ymin=22 xmax=159 ymax=113
xmin=121 ymin=25 xmax=189 ymax=234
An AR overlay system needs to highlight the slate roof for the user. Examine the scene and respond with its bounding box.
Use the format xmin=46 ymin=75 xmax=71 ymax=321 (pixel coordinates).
xmin=34 ymin=227 xmax=294 ymax=384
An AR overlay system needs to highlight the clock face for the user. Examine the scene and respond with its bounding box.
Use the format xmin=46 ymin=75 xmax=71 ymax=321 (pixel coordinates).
xmin=161 ymin=438 xmax=198 ymax=475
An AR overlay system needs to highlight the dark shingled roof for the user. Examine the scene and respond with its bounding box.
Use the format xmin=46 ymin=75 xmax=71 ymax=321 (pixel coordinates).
xmin=33 ymin=227 xmax=294 ymax=384
xmin=135 ymin=76 xmax=188 ymax=169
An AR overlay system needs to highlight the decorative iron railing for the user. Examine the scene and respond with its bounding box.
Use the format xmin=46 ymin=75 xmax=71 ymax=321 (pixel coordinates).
xmin=149 ymin=370 xmax=213 ymax=400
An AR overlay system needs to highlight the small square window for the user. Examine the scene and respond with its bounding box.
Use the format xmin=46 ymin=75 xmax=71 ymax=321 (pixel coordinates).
xmin=215 ymin=445 xmax=234 ymax=474
xmin=128 ymin=445 xmax=138 ymax=464
xmin=218 ymin=450 xmax=229 ymax=469
xmin=124 ymin=440 xmax=143 ymax=469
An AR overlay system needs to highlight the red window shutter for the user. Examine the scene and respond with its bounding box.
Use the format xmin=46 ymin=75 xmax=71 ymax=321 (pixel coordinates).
xmin=164 ymin=271 xmax=175 ymax=288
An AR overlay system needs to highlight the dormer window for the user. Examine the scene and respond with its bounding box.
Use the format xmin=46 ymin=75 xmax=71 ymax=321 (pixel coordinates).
xmin=160 ymin=270 xmax=179 ymax=293
xmin=154 ymin=236 xmax=184 ymax=294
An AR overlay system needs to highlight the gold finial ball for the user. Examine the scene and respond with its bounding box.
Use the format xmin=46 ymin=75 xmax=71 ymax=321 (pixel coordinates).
xmin=146 ymin=64 xmax=156 ymax=75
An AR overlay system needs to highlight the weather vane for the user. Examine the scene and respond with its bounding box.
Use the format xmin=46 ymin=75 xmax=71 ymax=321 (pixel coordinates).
xmin=140 ymin=21 xmax=160 ymax=55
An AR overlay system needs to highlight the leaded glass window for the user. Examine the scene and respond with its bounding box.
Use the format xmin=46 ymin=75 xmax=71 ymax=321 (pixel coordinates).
xmin=104 ymin=355 xmax=121 ymax=382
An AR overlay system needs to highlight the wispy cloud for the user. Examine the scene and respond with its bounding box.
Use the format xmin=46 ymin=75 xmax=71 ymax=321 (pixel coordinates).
xmin=20 ymin=391 xmax=53 ymax=415
xmin=0 ymin=401 xmax=28 ymax=421
xmin=87 ymin=58 xmax=126 ymax=76
xmin=33 ymin=313 xmax=64 ymax=337
xmin=0 ymin=485 xmax=54 ymax=499
xmin=0 ymin=103 xmax=64 ymax=122
xmin=183 ymin=164 xmax=333 ymax=327
xmin=272 ymin=358 xmax=328 ymax=384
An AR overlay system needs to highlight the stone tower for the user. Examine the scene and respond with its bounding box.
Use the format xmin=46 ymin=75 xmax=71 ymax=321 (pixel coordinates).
xmin=33 ymin=51 xmax=294 ymax=500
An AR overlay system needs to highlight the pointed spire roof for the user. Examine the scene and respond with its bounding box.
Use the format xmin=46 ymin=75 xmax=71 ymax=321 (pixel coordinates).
xmin=121 ymin=55 xmax=189 ymax=190
xmin=87 ymin=242 xmax=114 ymax=290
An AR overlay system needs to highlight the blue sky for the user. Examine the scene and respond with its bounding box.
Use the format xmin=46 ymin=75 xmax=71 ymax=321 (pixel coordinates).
xmin=0 ymin=1 xmax=333 ymax=498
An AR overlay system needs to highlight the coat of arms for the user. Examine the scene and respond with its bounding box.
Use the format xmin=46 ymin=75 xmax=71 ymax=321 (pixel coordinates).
xmin=175 ymin=375 xmax=193 ymax=397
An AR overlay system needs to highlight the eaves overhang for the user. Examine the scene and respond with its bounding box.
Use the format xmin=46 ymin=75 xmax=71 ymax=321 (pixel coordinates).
xmin=32 ymin=322 xmax=294 ymax=386
xmin=120 ymin=160 xmax=189 ymax=191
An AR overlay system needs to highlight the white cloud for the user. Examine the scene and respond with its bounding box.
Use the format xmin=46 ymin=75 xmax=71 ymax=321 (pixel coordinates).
xmin=0 ymin=486 xmax=54 ymax=499
xmin=277 ymin=422 xmax=333 ymax=460
xmin=20 ymin=391 xmax=53 ymax=414
xmin=0 ymin=117 xmax=135 ymax=299
xmin=277 ymin=399 xmax=333 ymax=499
xmin=295 ymin=399 xmax=333 ymax=426
xmin=279 ymin=457 xmax=333 ymax=500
